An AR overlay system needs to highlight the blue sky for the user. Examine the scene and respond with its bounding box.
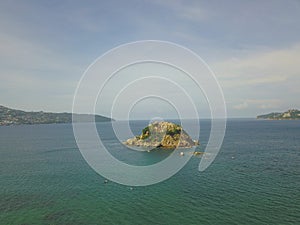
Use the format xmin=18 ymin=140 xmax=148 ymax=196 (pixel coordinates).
xmin=1 ymin=0 xmax=299 ymax=118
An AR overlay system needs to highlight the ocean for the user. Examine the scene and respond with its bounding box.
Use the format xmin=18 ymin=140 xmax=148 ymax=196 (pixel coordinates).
xmin=0 ymin=119 xmax=299 ymax=224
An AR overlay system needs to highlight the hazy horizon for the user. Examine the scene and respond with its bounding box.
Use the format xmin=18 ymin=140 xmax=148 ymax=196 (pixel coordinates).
xmin=1 ymin=103 xmax=294 ymax=120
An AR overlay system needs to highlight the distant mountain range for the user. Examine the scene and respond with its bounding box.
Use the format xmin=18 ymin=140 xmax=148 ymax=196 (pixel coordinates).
xmin=0 ymin=105 xmax=113 ymax=126
xmin=257 ymin=109 xmax=300 ymax=120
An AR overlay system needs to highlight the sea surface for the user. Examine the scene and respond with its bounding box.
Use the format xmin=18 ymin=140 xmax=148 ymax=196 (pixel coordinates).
xmin=0 ymin=119 xmax=299 ymax=224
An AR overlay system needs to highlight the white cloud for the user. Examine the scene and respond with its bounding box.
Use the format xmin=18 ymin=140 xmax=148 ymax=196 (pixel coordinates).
xmin=234 ymin=101 xmax=248 ymax=110
xmin=248 ymin=99 xmax=282 ymax=109
xmin=214 ymin=43 xmax=300 ymax=88
xmin=233 ymin=99 xmax=282 ymax=111
xmin=150 ymin=0 xmax=212 ymax=22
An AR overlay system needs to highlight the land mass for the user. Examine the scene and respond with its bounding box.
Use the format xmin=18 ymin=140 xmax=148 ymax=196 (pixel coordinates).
xmin=124 ymin=121 xmax=199 ymax=148
xmin=257 ymin=109 xmax=300 ymax=120
xmin=0 ymin=105 xmax=113 ymax=126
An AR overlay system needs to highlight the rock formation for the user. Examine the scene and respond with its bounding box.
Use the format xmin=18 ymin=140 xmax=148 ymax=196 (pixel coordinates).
xmin=124 ymin=121 xmax=199 ymax=148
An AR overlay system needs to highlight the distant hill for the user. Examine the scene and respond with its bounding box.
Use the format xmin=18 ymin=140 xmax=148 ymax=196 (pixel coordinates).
xmin=0 ymin=105 xmax=113 ymax=126
xmin=257 ymin=109 xmax=300 ymax=120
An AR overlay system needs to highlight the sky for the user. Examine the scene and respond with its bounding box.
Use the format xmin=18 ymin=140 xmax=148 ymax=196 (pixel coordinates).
xmin=1 ymin=0 xmax=299 ymax=119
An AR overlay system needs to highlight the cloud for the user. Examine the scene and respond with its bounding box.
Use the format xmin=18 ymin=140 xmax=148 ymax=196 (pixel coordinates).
xmin=249 ymin=99 xmax=282 ymax=109
xmin=213 ymin=43 xmax=300 ymax=116
xmin=164 ymin=1 xmax=212 ymax=22
xmin=233 ymin=99 xmax=282 ymax=111
xmin=214 ymin=43 xmax=300 ymax=88
xmin=234 ymin=102 xmax=248 ymax=110
xmin=245 ymin=75 xmax=288 ymax=85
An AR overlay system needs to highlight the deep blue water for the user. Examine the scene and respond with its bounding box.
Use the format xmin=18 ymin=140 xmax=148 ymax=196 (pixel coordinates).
xmin=0 ymin=119 xmax=299 ymax=224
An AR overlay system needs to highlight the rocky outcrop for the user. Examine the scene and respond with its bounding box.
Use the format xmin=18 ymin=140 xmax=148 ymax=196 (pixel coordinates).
xmin=124 ymin=121 xmax=199 ymax=148
xmin=257 ymin=109 xmax=300 ymax=120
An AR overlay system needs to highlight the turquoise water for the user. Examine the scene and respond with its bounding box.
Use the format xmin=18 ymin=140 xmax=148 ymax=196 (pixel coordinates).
xmin=0 ymin=119 xmax=299 ymax=224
